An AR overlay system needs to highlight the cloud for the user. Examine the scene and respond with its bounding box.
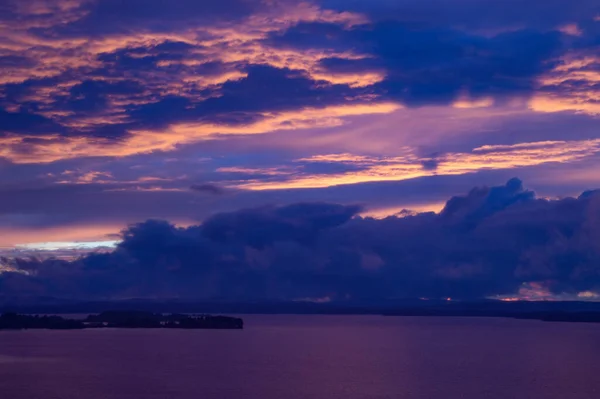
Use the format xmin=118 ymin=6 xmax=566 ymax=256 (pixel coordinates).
xmin=127 ymin=64 xmax=370 ymax=128
xmin=0 ymin=0 xmax=598 ymax=170
xmin=558 ymin=23 xmax=583 ymax=37
xmin=231 ymin=138 xmax=600 ymax=190
xmin=3 ymin=179 xmax=600 ymax=301
xmin=202 ymin=202 xmax=361 ymax=248
xmin=0 ymin=102 xmax=399 ymax=163
xmin=321 ymin=0 xmax=600 ymax=31
xmin=530 ymin=54 xmax=600 ymax=115
xmin=1 ymin=0 xmax=600 ymax=290
xmin=0 ymin=1 xmax=380 ymax=162
xmin=33 ymin=0 xmax=263 ymax=37
xmin=190 ymin=183 xmax=227 ymax=196
xmin=418 ymin=160 xmax=438 ymax=172
xmin=269 ymin=21 xmax=565 ymax=105
xmin=0 ymin=109 xmax=65 ymax=136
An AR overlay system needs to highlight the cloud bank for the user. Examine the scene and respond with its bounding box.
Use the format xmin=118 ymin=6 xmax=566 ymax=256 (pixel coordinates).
xmin=2 ymin=179 xmax=600 ymax=301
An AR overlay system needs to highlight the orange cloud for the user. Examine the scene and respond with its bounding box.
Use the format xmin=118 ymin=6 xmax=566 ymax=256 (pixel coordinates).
xmin=452 ymin=95 xmax=494 ymax=109
xmin=56 ymin=170 xmax=114 ymax=184
xmin=233 ymin=139 xmax=600 ymax=190
xmin=529 ymin=96 xmax=600 ymax=115
xmin=0 ymin=102 xmax=401 ymax=163
xmin=216 ymin=166 xmax=291 ymax=176
xmin=558 ymin=23 xmax=583 ymax=36
xmin=360 ymin=202 xmax=446 ymax=218
xmin=0 ymin=1 xmax=389 ymax=166
xmin=530 ymin=54 xmax=600 ymax=115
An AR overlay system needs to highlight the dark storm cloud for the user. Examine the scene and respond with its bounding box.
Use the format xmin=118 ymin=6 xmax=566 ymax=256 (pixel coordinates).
xmin=8 ymin=44 xmax=360 ymax=135
xmin=319 ymin=57 xmax=382 ymax=74
xmin=61 ymin=79 xmax=145 ymax=114
xmin=321 ymin=0 xmax=600 ymax=31
xmin=268 ymin=21 xmax=564 ymax=105
xmin=205 ymin=65 xmax=357 ymax=112
xmin=3 ymin=179 xmax=600 ymax=300
xmin=128 ymin=65 xmax=364 ymax=128
xmin=95 ymin=42 xmax=202 ymax=73
xmin=2 ymin=75 xmax=66 ymax=104
xmin=1 ymin=73 xmax=142 ymax=139
xmin=69 ymin=80 xmax=144 ymax=98
xmin=420 ymin=159 xmax=439 ymax=171
xmin=190 ymin=183 xmax=227 ymax=196
xmin=6 ymin=1 xmax=377 ymax=150
xmin=0 ymin=55 xmax=37 ymax=69
xmin=0 ymin=109 xmax=65 ymax=136
xmin=202 ymin=202 xmax=362 ymax=248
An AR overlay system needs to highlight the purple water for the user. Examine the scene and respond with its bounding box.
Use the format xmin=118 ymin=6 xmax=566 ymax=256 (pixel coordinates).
xmin=1 ymin=315 xmax=599 ymax=399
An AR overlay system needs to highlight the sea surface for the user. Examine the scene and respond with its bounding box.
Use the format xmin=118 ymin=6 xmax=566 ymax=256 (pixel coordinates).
xmin=0 ymin=315 xmax=599 ymax=399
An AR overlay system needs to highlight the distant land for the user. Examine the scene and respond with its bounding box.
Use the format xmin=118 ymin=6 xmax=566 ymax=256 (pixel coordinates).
xmin=2 ymin=298 xmax=600 ymax=324
xmin=0 ymin=311 xmax=244 ymax=330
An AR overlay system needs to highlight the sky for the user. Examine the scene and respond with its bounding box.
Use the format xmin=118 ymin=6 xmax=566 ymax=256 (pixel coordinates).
xmin=1 ymin=0 xmax=600 ymax=301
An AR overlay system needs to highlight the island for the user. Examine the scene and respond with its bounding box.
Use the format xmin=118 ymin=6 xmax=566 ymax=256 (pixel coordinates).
xmin=0 ymin=313 xmax=85 ymax=330
xmin=0 ymin=311 xmax=243 ymax=330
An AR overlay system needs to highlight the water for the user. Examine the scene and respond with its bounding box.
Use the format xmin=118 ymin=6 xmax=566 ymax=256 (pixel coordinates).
xmin=0 ymin=315 xmax=599 ymax=399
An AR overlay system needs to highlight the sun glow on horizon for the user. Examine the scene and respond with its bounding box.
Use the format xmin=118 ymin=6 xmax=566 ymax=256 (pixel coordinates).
xmin=15 ymin=240 xmax=120 ymax=251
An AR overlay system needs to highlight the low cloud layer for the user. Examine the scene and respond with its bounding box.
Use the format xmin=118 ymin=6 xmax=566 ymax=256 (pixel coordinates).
xmin=2 ymin=179 xmax=600 ymax=301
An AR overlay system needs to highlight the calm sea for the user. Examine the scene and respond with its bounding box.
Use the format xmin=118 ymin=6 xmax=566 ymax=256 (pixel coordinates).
xmin=0 ymin=315 xmax=599 ymax=399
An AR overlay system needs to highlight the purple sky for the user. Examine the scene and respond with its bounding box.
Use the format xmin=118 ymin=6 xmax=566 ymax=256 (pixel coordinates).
xmin=1 ymin=0 xmax=600 ymax=249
